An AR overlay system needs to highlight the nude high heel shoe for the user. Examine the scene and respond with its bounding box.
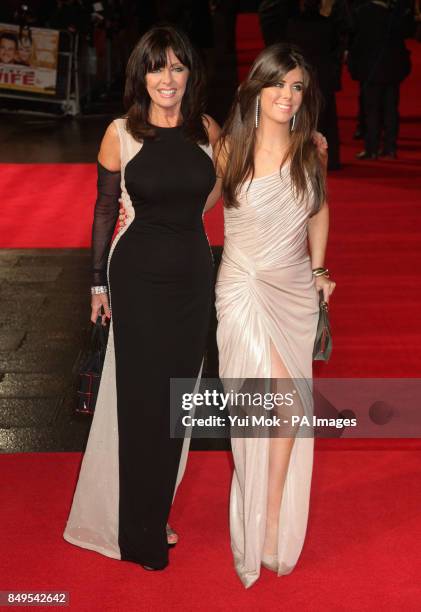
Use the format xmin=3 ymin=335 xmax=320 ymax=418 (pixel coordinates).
xmin=261 ymin=553 xmax=278 ymax=572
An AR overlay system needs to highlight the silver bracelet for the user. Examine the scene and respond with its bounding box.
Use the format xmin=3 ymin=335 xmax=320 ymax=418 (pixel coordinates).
xmin=91 ymin=285 xmax=108 ymax=295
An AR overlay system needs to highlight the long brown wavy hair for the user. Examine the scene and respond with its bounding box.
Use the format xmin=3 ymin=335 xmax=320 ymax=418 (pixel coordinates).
xmin=219 ymin=44 xmax=326 ymax=212
xmin=124 ymin=25 xmax=208 ymax=144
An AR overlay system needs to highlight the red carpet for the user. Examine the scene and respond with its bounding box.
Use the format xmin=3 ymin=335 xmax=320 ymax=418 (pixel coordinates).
xmin=0 ymin=163 xmax=225 ymax=248
xmin=1 ymin=450 xmax=421 ymax=610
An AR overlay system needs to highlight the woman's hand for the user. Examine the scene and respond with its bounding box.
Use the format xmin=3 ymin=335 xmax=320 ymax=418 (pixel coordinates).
xmin=118 ymin=198 xmax=128 ymax=229
xmin=312 ymin=131 xmax=328 ymax=165
xmin=315 ymin=274 xmax=336 ymax=304
xmin=91 ymin=292 xmax=111 ymax=325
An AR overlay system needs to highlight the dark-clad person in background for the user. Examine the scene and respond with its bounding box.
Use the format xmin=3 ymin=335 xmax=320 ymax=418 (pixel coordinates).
xmin=137 ymin=1 xmax=214 ymax=55
xmin=48 ymin=0 xmax=89 ymax=34
xmin=348 ymin=0 xmax=412 ymax=160
xmin=348 ymin=0 xmax=372 ymax=141
xmin=286 ymin=0 xmax=351 ymax=169
xmin=258 ymin=0 xmax=298 ymax=45
xmin=416 ymin=0 xmax=421 ymax=40
xmin=136 ymin=0 xmax=216 ymax=82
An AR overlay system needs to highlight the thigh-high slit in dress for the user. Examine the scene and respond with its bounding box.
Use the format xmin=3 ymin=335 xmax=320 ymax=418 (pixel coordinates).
xmin=216 ymin=165 xmax=319 ymax=587
xmin=63 ymin=118 xmax=216 ymax=569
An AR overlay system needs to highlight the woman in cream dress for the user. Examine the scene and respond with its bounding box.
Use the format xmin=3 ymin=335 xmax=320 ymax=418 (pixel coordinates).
xmin=216 ymin=44 xmax=336 ymax=588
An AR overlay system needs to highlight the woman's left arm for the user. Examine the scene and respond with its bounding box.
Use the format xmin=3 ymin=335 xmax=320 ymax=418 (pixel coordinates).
xmin=308 ymin=202 xmax=336 ymax=303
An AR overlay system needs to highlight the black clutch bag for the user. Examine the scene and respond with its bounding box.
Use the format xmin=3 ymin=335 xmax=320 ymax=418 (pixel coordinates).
xmin=313 ymin=291 xmax=332 ymax=361
xmin=75 ymin=316 xmax=109 ymax=415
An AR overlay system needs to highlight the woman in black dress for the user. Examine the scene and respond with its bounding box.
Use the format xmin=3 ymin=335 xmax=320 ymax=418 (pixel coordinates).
xmin=63 ymin=25 xmax=221 ymax=571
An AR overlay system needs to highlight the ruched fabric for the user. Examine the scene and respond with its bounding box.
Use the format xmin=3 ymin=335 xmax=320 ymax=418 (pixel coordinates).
xmin=216 ymin=166 xmax=319 ymax=588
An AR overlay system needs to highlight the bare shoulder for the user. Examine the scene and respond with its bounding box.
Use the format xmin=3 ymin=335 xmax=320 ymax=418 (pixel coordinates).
xmin=202 ymin=113 xmax=222 ymax=147
xmin=98 ymin=120 xmax=121 ymax=171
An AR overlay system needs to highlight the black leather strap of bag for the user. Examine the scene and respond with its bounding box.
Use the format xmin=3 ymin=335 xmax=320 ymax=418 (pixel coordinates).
xmin=91 ymin=315 xmax=108 ymax=351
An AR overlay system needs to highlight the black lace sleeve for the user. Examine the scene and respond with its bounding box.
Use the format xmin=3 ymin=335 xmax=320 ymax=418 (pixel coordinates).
xmin=91 ymin=161 xmax=121 ymax=286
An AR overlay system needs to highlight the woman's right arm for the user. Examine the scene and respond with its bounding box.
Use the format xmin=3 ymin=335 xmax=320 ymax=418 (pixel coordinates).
xmin=203 ymin=114 xmax=223 ymax=213
xmin=91 ymin=122 xmax=121 ymax=325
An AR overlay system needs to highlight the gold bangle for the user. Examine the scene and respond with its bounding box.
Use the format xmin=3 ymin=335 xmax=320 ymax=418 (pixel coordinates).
xmin=312 ymin=267 xmax=329 ymax=277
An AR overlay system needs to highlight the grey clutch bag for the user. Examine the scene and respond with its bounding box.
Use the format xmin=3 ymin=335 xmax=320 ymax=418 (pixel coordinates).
xmin=313 ymin=291 xmax=332 ymax=361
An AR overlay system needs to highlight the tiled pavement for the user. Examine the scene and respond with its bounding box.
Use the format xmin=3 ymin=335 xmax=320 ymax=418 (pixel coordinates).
xmin=0 ymin=249 xmax=93 ymax=452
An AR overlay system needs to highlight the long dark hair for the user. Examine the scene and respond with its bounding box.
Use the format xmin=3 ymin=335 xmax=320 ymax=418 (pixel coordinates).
xmin=219 ymin=44 xmax=326 ymax=212
xmin=124 ymin=25 xmax=208 ymax=144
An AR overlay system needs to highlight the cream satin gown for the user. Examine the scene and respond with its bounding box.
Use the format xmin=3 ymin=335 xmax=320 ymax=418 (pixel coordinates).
xmin=216 ymin=164 xmax=319 ymax=588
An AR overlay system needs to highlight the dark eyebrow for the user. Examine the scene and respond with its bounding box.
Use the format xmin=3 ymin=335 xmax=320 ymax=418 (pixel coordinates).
xmin=278 ymin=79 xmax=304 ymax=85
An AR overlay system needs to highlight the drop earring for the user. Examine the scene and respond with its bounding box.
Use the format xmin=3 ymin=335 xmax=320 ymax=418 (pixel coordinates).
xmin=291 ymin=114 xmax=296 ymax=132
xmin=255 ymin=96 xmax=260 ymax=129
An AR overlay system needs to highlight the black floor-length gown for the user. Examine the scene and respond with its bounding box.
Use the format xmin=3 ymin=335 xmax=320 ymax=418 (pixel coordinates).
xmin=64 ymin=118 xmax=216 ymax=569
